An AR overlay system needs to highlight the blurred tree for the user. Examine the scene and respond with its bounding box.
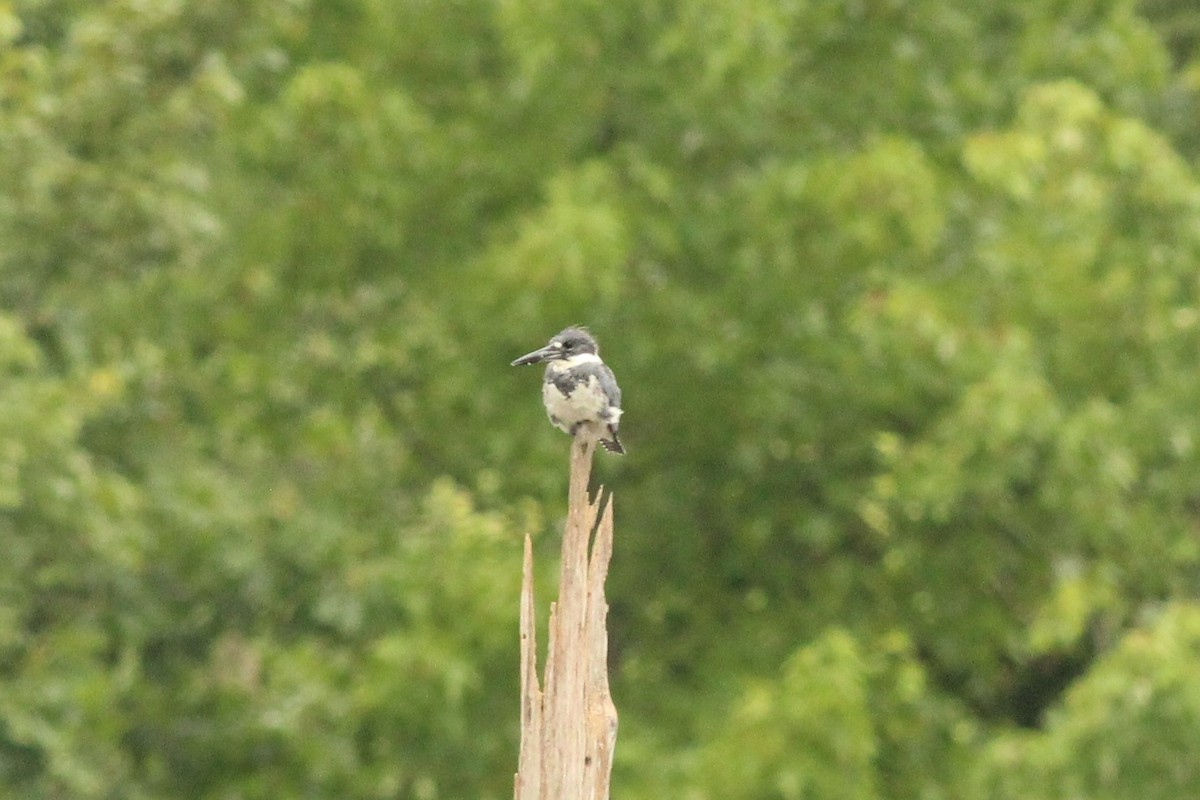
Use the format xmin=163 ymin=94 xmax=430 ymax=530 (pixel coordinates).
xmin=974 ymin=603 xmax=1200 ymax=800
xmin=1 ymin=0 xmax=1198 ymax=798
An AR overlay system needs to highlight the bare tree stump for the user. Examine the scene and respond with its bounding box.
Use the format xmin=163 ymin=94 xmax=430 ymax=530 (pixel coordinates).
xmin=515 ymin=438 xmax=618 ymax=800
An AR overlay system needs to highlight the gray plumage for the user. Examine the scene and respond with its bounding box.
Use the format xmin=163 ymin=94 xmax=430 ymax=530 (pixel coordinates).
xmin=511 ymin=327 xmax=625 ymax=455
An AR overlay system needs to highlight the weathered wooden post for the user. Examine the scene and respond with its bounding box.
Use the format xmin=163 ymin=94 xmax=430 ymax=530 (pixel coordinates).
xmin=514 ymin=438 xmax=618 ymax=800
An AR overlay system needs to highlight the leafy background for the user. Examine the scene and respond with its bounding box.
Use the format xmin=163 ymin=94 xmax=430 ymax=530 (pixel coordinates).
xmin=2 ymin=1 xmax=1199 ymax=798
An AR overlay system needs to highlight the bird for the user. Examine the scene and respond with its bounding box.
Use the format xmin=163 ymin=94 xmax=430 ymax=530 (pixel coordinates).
xmin=511 ymin=327 xmax=625 ymax=454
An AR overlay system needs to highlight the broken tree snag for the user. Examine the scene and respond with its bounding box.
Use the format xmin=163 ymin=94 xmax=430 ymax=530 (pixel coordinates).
xmin=516 ymin=534 xmax=542 ymax=799
xmin=514 ymin=437 xmax=619 ymax=800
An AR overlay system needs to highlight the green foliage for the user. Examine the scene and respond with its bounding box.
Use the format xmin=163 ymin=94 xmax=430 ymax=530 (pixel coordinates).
xmin=694 ymin=630 xmax=880 ymax=800
xmin=2 ymin=0 xmax=1199 ymax=797
xmin=976 ymin=603 xmax=1200 ymax=800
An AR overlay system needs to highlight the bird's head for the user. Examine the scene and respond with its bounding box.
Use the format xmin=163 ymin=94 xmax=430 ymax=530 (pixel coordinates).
xmin=510 ymin=327 xmax=599 ymax=366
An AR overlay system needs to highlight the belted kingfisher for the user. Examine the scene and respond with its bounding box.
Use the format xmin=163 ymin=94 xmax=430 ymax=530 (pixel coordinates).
xmin=511 ymin=327 xmax=625 ymax=454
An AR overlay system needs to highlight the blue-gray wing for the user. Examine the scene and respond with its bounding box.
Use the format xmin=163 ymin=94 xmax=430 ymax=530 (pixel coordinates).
xmin=556 ymin=361 xmax=622 ymax=409
xmin=580 ymin=362 xmax=625 ymax=454
xmin=596 ymin=364 xmax=621 ymax=409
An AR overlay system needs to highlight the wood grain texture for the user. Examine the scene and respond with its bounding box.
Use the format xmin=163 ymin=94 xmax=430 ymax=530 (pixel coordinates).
xmin=515 ymin=438 xmax=618 ymax=800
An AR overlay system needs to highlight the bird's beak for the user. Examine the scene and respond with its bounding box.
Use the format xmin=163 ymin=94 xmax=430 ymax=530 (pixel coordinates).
xmin=510 ymin=344 xmax=559 ymax=366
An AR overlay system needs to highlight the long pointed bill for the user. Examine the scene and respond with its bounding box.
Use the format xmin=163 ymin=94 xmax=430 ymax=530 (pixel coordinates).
xmin=510 ymin=344 xmax=560 ymax=367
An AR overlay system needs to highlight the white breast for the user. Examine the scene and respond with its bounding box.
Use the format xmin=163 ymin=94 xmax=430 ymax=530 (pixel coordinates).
xmin=542 ymin=375 xmax=610 ymax=430
xmin=540 ymin=353 xmax=622 ymax=438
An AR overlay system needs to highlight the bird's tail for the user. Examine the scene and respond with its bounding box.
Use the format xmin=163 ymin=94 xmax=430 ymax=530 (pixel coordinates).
xmin=601 ymin=429 xmax=625 ymax=455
